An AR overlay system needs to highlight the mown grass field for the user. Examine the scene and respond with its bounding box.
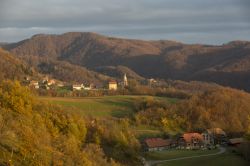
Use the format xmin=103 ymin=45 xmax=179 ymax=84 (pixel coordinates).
xmin=157 ymin=151 xmax=249 ymax=166
xmin=38 ymin=95 xmax=177 ymax=118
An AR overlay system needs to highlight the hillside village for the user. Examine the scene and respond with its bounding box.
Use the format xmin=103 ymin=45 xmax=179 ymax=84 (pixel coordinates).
xmin=26 ymin=73 xmax=160 ymax=92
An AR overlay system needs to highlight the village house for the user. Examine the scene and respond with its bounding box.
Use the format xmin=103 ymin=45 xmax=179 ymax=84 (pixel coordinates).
xmin=29 ymin=80 xmax=39 ymax=89
xmin=144 ymin=138 xmax=172 ymax=152
xmin=202 ymin=128 xmax=227 ymax=146
xmin=24 ymin=76 xmax=30 ymax=81
xmin=72 ymin=84 xmax=84 ymax=91
xmin=228 ymin=138 xmax=244 ymax=147
xmin=84 ymin=87 xmax=91 ymax=90
xmin=84 ymin=83 xmax=95 ymax=90
xmin=42 ymin=76 xmax=49 ymax=84
xmin=57 ymin=82 xmax=64 ymax=87
xmin=178 ymin=133 xmax=204 ymax=149
xmin=202 ymin=131 xmax=214 ymax=146
xmin=148 ymin=78 xmax=157 ymax=87
xmin=40 ymin=84 xmax=50 ymax=90
xmin=109 ymin=81 xmax=117 ymax=90
xmin=47 ymin=79 xmax=56 ymax=86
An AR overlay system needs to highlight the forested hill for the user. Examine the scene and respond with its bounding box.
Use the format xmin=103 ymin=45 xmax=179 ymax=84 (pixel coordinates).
xmin=0 ymin=46 xmax=112 ymax=85
xmin=0 ymin=48 xmax=34 ymax=80
xmin=3 ymin=32 xmax=250 ymax=91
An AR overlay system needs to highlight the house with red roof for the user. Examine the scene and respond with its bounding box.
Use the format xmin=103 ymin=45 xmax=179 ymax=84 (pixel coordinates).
xmin=178 ymin=133 xmax=204 ymax=149
xmin=144 ymin=138 xmax=172 ymax=151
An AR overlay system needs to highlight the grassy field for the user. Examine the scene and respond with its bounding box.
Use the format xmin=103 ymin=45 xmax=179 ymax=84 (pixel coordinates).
xmin=145 ymin=149 xmax=220 ymax=161
xmin=157 ymin=151 xmax=249 ymax=166
xmin=38 ymin=95 xmax=177 ymax=118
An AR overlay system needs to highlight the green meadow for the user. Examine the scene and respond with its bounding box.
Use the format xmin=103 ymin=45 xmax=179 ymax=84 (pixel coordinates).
xmin=157 ymin=151 xmax=249 ymax=166
xmin=38 ymin=95 xmax=177 ymax=118
xmin=38 ymin=95 xmax=177 ymax=140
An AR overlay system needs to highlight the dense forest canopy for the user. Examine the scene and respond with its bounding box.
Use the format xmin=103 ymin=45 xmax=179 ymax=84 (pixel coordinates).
xmin=0 ymin=81 xmax=141 ymax=166
xmin=0 ymin=48 xmax=33 ymax=81
xmin=133 ymin=88 xmax=250 ymax=136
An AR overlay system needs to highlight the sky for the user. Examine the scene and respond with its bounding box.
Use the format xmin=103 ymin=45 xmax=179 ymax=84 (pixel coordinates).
xmin=0 ymin=0 xmax=249 ymax=44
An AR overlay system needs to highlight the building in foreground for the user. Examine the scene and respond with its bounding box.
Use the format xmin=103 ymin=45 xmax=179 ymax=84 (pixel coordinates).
xmin=202 ymin=128 xmax=227 ymax=146
xmin=144 ymin=138 xmax=172 ymax=151
xmin=228 ymin=138 xmax=244 ymax=147
xmin=178 ymin=133 xmax=204 ymax=149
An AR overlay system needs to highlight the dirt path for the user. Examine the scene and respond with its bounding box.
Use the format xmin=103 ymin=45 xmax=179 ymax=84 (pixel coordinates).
xmin=145 ymin=147 xmax=226 ymax=166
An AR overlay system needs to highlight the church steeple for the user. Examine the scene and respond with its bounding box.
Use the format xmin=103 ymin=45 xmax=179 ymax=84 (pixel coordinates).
xmin=123 ymin=73 xmax=128 ymax=87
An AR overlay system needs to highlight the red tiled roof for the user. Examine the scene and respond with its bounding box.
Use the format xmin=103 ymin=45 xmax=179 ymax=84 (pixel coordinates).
xmin=145 ymin=138 xmax=171 ymax=148
xmin=182 ymin=133 xmax=203 ymax=143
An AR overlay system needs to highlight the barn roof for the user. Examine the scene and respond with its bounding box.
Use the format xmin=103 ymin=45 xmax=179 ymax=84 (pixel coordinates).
xmin=182 ymin=133 xmax=203 ymax=143
xmin=145 ymin=138 xmax=171 ymax=148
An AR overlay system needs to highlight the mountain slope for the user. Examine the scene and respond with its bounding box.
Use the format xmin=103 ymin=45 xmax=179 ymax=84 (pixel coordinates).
xmin=4 ymin=32 xmax=250 ymax=91
xmin=94 ymin=65 xmax=144 ymax=80
xmin=0 ymin=48 xmax=34 ymax=80
xmin=37 ymin=60 xmax=110 ymax=85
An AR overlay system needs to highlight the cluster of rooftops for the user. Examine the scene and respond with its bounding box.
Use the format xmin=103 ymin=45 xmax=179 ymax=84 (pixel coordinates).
xmin=27 ymin=74 xmax=129 ymax=91
xmin=144 ymin=128 xmax=244 ymax=152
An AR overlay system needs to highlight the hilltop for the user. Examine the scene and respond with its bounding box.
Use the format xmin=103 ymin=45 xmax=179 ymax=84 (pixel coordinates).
xmin=2 ymin=32 xmax=250 ymax=91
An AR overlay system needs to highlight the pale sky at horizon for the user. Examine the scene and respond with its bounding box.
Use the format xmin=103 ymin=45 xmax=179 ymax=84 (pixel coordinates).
xmin=0 ymin=0 xmax=249 ymax=44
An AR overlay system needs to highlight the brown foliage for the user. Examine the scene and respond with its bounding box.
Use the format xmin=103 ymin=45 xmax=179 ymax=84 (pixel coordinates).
xmin=133 ymin=87 xmax=250 ymax=135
